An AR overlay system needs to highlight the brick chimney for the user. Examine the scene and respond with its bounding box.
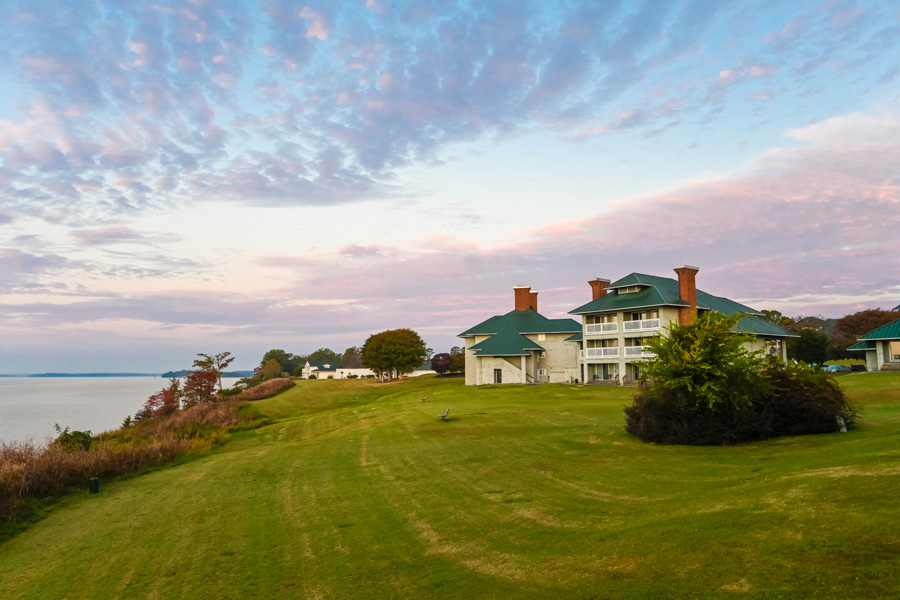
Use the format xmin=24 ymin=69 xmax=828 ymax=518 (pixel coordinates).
xmin=588 ymin=278 xmax=611 ymax=301
xmin=673 ymin=265 xmax=699 ymax=325
xmin=514 ymin=286 xmax=532 ymax=311
xmin=529 ymin=290 xmax=539 ymax=312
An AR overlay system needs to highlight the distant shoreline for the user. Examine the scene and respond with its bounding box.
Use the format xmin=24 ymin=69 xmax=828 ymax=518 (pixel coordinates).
xmin=0 ymin=371 xmax=255 ymax=378
xmin=0 ymin=373 xmax=161 ymax=378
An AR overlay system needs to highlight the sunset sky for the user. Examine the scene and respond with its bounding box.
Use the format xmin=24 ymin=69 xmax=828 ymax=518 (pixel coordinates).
xmin=1 ymin=0 xmax=898 ymax=373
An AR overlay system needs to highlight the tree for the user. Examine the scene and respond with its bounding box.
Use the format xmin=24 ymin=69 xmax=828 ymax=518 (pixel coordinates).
xmin=450 ymin=346 xmax=463 ymax=355
xmin=640 ymin=311 xmax=770 ymax=412
xmin=183 ymin=371 xmax=217 ymax=407
xmin=835 ymin=308 xmax=898 ymax=339
xmin=193 ymin=351 xmax=236 ymax=391
xmin=431 ymin=353 xmax=452 ymax=374
xmin=308 ymin=347 xmax=342 ymax=365
xmin=450 ymin=352 xmax=465 ymax=373
xmin=361 ymin=329 xmax=428 ymax=381
xmin=260 ymin=349 xmax=303 ymax=376
xmin=259 ymin=358 xmax=283 ymax=380
xmin=788 ymin=329 xmax=829 ymax=365
xmin=341 ymin=346 xmax=363 ymax=368
xmin=760 ymin=309 xmax=794 ymax=329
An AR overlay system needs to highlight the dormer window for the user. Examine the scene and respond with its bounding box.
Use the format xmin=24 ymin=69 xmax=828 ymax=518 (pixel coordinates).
xmin=618 ymin=285 xmax=643 ymax=294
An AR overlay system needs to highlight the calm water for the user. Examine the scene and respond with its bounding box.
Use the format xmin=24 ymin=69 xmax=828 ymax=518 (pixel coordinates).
xmin=0 ymin=377 xmax=240 ymax=444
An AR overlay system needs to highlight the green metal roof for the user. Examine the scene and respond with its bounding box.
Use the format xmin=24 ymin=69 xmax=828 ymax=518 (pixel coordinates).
xmin=307 ymin=361 xmax=337 ymax=372
xmin=468 ymin=333 xmax=544 ymax=357
xmin=570 ymin=272 xmax=762 ymax=317
xmin=733 ymin=315 xmax=798 ymax=338
xmin=858 ymin=317 xmax=900 ymax=340
xmin=459 ymin=308 xmax=581 ymax=337
xmin=565 ymin=332 xmax=583 ymax=342
xmin=459 ymin=308 xmax=581 ymax=357
xmin=848 ymin=341 xmax=875 ymax=351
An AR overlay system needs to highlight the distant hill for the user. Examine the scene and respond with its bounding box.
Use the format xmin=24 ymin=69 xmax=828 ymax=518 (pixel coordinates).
xmin=161 ymin=370 xmax=255 ymax=379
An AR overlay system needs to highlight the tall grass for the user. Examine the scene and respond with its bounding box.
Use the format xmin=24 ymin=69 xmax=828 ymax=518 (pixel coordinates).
xmin=232 ymin=377 xmax=295 ymax=401
xmin=0 ymin=398 xmax=260 ymax=531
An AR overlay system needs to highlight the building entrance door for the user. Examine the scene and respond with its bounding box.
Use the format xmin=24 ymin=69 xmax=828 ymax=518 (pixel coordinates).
xmin=494 ymin=369 xmax=502 ymax=384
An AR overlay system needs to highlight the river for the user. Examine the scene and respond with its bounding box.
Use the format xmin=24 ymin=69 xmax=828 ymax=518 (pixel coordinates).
xmin=0 ymin=377 xmax=240 ymax=444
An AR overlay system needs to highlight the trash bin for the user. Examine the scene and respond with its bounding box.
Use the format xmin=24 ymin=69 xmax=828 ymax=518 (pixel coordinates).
xmin=89 ymin=477 xmax=99 ymax=494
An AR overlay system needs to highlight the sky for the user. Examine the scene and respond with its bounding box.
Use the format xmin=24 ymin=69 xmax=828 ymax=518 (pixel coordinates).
xmin=0 ymin=0 xmax=898 ymax=373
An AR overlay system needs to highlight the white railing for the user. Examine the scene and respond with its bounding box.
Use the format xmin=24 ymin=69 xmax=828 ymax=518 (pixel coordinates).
xmin=584 ymin=347 xmax=619 ymax=359
xmin=585 ymin=322 xmax=618 ymax=335
xmin=624 ymin=346 xmax=656 ymax=358
xmin=623 ymin=318 xmax=660 ymax=332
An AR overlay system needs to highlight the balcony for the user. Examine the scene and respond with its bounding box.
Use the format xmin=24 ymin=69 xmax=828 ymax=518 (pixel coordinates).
xmin=582 ymin=347 xmax=619 ymax=359
xmin=585 ymin=322 xmax=618 ymax=335
xmin=624 ymin=346 xmax=656 ymax=358
xmin=623 ymin=318 xmax=660 ymax=333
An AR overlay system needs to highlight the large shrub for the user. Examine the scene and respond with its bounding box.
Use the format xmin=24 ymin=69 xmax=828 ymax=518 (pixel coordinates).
xmin=625 ymin=312 xmax=856 ymax=445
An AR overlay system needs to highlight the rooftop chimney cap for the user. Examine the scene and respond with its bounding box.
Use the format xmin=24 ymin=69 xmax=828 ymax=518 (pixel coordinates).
xmin=591 ymin=278 xmax=611 ymax=283
xmin=674 ymin=265 xmax=699 ymax=271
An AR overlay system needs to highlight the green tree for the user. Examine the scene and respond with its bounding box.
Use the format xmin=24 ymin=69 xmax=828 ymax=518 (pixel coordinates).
xmin=308 ymin=348 xmax=342 ymax=365
xmin=788 ymin=329 xmax=829 ymax=365
xmin=341 ymin=346 xmax=363 ymax=368
xmin=760 ymin=309 xmax=794 ymax=329
xmin=193 ymin=351 xmax=236 ymax=391
xmin=260 ymin=358 xmax=283 ymax=380
xmin=260 ymin=349 xmax=303 ymax=376
xmin=361 ymin=329 xmax=428 ymax=381
xmin=641 ymin=311 xmax=771 ymax=411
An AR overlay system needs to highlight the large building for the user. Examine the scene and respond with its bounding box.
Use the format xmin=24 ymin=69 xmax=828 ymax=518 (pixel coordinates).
xmin=459 ymin=286 xmax=581 ymax=385
xmin=459 ymin=266 xmax=797 ymax=386
xmin=568 ymin=266 xmax=796 ymax=384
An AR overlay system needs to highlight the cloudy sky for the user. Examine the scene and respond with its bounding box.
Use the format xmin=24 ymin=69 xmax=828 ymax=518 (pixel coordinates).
xmin=1 ymin=0 xmax=898 ymax=373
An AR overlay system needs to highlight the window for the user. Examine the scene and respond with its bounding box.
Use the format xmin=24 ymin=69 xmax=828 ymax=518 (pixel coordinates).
xmin=618 ymin=285 xmax=642 ymax=294
xmin=538 ymin=368 xmax=547 ymax=377
xmin=537 ymin=334 xmax=546 ymax=341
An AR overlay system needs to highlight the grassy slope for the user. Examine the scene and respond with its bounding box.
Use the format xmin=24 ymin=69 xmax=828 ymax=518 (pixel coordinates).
xmin=1 ymin=374 xmax=899 ymax=599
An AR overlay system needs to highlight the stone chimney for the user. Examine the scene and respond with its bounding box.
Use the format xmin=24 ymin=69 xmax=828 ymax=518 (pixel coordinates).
xmin=529 ymin=290 xmax=539 ymax=312
xmin=514 ymin=286 xmax=532 ymax=312
xmin=673 ymin=265 xmax=699 ymax=325
xmin=588 ymin=278 xmax=611 ymax=301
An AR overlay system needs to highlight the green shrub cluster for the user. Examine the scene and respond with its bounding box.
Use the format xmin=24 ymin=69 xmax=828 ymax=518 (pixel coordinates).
xmin=624 ymin=312 xmax=857 ymax=445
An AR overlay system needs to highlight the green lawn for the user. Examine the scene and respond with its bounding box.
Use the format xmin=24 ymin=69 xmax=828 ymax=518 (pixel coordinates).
xmin=2 ymin=374 xmax=899 ymax=599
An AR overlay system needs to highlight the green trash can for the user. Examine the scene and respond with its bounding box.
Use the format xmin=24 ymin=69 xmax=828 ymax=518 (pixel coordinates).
xmin=89 ymin=477 xmax=99 ymax=494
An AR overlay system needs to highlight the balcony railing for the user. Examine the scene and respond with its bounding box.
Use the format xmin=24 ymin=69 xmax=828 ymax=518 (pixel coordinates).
xmin=624 ymin=346 xmax=656 ymax=358
xmin=623 ymin=318 xmax=660 ymax=332
xmin=585 ymin=322 xmax=618 ymax=335
xmin=582 ymin=347 xmax=619 ymax=359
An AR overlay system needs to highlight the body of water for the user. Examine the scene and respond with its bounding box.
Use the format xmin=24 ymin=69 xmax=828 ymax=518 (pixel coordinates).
xmin=0 ymin=377 xmax=240 ymax=444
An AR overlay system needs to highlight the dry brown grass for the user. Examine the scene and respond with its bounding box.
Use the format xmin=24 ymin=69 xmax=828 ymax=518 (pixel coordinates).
xmin=0 ymin=399 xmax=258 ymax=529
xmin=232 ymin=377 xmax=295 ymax=401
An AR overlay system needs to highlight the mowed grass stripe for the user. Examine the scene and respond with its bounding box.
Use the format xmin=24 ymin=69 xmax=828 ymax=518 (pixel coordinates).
xmin=1 ymin=375 xmax=900 ymax=598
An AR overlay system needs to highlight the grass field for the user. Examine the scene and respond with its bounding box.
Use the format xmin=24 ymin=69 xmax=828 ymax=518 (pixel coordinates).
xmin=1 ymin=374 xmax=899 ymax=599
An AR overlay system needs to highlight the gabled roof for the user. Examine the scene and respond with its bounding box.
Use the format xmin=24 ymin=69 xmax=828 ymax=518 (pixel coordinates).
xmin=307 ymin=361 xmax=337 ymax=372
xmin=459 ymin=308 xmax=581 ymax=357
xmin=565 ymin=331 xmax=583 ymax=343
xmin=858 ymin=317 xmax=900 ymax=341
xmin=570 ymin=273 xmax=761 ymax=316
